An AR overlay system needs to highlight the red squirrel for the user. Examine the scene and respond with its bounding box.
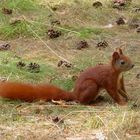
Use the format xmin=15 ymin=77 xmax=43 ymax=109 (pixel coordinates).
xmin=0 ymin=49 xmax=134 ymax=105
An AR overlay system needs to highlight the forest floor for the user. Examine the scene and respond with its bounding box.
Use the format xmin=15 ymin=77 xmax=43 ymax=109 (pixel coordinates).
xmin=0 ymin=0 xmax=140 ymax=139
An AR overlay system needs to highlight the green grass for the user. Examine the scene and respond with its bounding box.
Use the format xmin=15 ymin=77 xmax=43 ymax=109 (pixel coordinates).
xmin=78 ymin=27 xmax=104 ymax=38
xmin=0 ymin=51 xmax=75 ymax=89
xmin=0 ymin=51 xmax=57 ymax=83
xmin=0 ymin=12 xmax=10 ymax=24
xmin=0 ymin=20 xmax=47 ymax=39
xmin=0 ymin=0 xmax=49 ymax=39
xmin=52 ymin=78 xmax=74 ymax=90
xmin=0 ymin=0 xmax=39 ymax=11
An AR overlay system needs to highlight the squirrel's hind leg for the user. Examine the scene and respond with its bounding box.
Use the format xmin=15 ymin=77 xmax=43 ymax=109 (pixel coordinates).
xmin=78 ymin=80 xmax=99 ymax=105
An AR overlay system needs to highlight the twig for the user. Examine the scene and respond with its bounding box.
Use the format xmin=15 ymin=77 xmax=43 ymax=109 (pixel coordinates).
xmin=23 ymin=19 xmax=71 ymax=63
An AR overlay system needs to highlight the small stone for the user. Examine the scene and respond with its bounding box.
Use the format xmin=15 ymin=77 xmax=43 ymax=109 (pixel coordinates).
xmin=10 ymin=19 xmax=22 ymax=26
xmin=136 ymin=73 xmax=140 ymax=79
xmin=136 ymin=27 xmax=140 ymax=33
xmin=131 ymin=103 xmax=139 ymax=110
xmin=116 ymin=17 xmax=125 ymax=25
xmin=50 ymin=20 xmax=61 ymax=26
xmin=51 ymin=6 xmax=57 ymax=11
xmin=92 ymin=1 xmax=103 ymax=8
xmin=133 ymin=7 xmax=140 ymax=12
xmin=0 ymin=77 xmax=7 ymax=82
xmin=113 ymin=0 xmax=126 ymax=6
xmin=57 ymin=60 xmax=72 ymax=68
xmin=0 ymin=43 xmax=11 ymax=51
xmin=52 ymin=116 xmax=64 ymax=123
xmin=98 ymin=63 xmax=104 ymax=65
xmin=128 ymin=18 xmax=140 ymax=29
xmin=57 ymin=60 xmax=63 ymax=67
xmin=112 ymin=0 xmax=126 ymax=9
xmin=72 ymin=75 xmax=78 ymax=81
xmin=34 ymin=108 xmax=41 ymax=114
xmin=2 ymin=8 xmax=12 ymax=15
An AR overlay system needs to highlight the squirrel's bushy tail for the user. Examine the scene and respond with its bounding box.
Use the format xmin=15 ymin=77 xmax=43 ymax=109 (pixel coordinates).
xmin=0 ymin=82 xmax=76 ymax=102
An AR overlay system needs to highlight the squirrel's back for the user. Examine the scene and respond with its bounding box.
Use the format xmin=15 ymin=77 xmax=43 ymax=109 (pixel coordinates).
xmin=74 ymin=64 xmax=114 ymax=91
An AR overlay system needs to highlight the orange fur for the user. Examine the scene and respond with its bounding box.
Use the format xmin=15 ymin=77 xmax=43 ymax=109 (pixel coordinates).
xmin=0 ymin=49 xmax=134 ymax=105
xmin=74 ymin=49 xmax=134 ymax=105
xmin=0 ymin=82 xmax=75 ymax=102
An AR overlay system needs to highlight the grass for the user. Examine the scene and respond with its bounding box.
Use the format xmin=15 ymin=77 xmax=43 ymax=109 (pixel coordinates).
xmin=0 ymin=0 xmax=39 ymax=11
xmin=0 ymin=0 xmax=140 ymax=139
xmin=0 ymin=19 xmax=47 ymax=39
xmin=0 ymin=51 xmax=56 ymax=83
xmin=78 ymin=27 xmax=104 ymax=38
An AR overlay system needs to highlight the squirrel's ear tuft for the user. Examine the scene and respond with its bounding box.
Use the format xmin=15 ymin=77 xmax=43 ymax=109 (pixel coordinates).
xmin=119 ymin=48 xmax=123 ymax=55
xmin=112 ymin=52 xmax=120 ymax=60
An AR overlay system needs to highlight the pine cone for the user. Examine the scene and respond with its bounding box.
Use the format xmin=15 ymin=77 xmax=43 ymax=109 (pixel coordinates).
xmin=47 ymin=29 xmax=61 ymax=39
xmin=76 ymin=40 xmax=89 ymax=50
xmin=96 ymin=40 xmax=108 ymax=49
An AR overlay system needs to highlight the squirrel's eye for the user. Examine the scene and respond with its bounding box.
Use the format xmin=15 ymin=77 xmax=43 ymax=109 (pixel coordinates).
xmin=121 ymin=61 xmax=125 ymax=65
